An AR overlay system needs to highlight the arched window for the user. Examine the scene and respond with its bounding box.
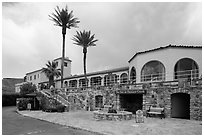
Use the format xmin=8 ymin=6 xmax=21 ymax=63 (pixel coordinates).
xmin=69 ymin=80 xmax=77 ymax=87
xmin=64 ymin=81 xmax=68 ymax=87
xmin=120 ymin=73 xmax=128 ymax=84
xmin=174 ymin=58 xmax=199 ymax=80
xmin=104 ymin=74 xmax=118 ymax=86
xmin=79 ymin=78 xmax=89 ymax=87
xmin=141 ymin=61 xmax=165 ymax=82
xmin=90 ymin=76 xmax=102 ymax=86
xmin=130 ymin=67 xmax=136 ymax=83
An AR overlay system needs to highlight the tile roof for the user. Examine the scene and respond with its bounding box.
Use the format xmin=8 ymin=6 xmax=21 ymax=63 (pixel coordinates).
xmin=61 ymin=66 xmax=129 ymax=80
xmin=128 ymin=44 xmax=202 ymax=63
xmin=26 ymin=68 xmax=43 ymax=75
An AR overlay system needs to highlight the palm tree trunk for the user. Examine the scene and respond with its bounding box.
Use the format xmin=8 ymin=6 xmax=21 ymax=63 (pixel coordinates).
xmin=83 ymin=47 xmax=88 ymax=87
xmin=61 ymin=33 xmax=65 ymax=88
xmin=49 ymin=75 xmax=54 ymax=87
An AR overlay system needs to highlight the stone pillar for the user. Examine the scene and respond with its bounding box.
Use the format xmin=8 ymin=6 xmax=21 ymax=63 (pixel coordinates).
xmin=142 ymin=94 xmax=146 ymax=112
xmin=116 ymin=94 xmax=120 ymax=110
xmin=101 ymin=76 xmax=104 ymax=86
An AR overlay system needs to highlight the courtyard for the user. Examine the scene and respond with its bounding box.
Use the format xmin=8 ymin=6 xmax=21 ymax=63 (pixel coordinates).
xmin=18 ymin=109 xmax=202 ymax=135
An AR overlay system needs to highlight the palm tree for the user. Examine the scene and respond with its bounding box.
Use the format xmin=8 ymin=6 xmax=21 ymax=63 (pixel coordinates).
xmin=72 ymin=30 xmax=98 ymax=87
xmin=49 ymin=5 xmax=80 ymax=88
xmin=42 ymin=61 xmax=61 ymax=88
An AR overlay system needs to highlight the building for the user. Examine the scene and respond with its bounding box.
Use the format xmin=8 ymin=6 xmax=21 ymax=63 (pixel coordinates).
xmin=15 ymin=57 xmax=72 ymax=90
xmin=15 ymin=44 xmax=202 ymax=120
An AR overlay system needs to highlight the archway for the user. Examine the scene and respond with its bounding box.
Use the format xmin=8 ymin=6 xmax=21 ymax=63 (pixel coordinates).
xmin=120 ymin=73 xmax=128 ymax=84
xmin=174 ymin=58 xmax=199 ymax=80
xmin=141 ymin=60 xmax=165 ymax=82
xmin=130 ymin=67 xmax=136 ymax=83
xmin=171 ymin=93 xmax=190 ymax=119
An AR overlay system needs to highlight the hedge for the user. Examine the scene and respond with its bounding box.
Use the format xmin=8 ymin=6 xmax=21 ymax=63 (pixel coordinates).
xmin=2 ymin=93 xmax=20 ymax=106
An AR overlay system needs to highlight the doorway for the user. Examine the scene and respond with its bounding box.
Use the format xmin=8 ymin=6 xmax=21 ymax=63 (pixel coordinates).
xmin=171 ymin=93 xmax=190 ymax=119
xmin=120 ymin=94 xmax=143 ymax=114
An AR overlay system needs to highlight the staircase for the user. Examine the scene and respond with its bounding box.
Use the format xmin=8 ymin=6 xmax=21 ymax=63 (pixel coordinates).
xmin=39 ymin=90 xmax=70 ymax=111
xmin=39 ymin=89 xmax=85 ymax=111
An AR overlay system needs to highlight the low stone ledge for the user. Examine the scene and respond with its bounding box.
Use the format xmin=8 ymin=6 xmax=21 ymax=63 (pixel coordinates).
xmin=93 ymin=111 xmax=132 ymax=121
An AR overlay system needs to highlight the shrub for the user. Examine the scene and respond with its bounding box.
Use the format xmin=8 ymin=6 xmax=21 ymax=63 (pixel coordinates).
xmin=39 ymin=95 xmax=65 ymax=112
xmin=17 ymin=98 xmax=30 ymax=110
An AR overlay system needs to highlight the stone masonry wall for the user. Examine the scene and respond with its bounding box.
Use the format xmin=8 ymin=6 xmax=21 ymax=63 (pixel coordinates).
xmin=144 ymin=87 xmax=202 ymax=121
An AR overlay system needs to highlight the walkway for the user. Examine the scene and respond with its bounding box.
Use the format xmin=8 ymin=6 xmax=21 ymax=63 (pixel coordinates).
xmin=18 ymin=109 xmax=202 ymax=135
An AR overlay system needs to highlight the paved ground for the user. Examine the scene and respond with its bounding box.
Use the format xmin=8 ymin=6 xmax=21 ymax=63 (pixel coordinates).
xmin=2 ymin=107 xmax=100 ymax=135
xmin=18 ymin=109 xmax=202 ymax=135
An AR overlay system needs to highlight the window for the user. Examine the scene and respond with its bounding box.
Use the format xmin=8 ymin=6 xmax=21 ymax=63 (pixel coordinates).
xmin=69 ymin=80 xmax=77 ymax=87
xmin=130 ymin=67 xmax=136 ymax=83
xmin=34 ymin=75 xmax=36 ymax=80
xmin=174 ymin=58 xmax=199 ymax=80
xmin=56 ymin=61 xmax=58 ymax=67
xmin=120 ymin=73 xmax=128 ymax=84
xmin=30 ymin=76 xmax=32 ymax=81
xmin=64 ymin=62 xmax=68 ymax=67
xmin=141 ymin=61 xmax=165 ymax=82
xmin=90 ymin=76 xmax=102 ymax=86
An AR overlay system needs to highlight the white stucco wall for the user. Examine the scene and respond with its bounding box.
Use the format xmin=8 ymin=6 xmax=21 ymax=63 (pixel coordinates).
xmin=129 ymin=47 xmax=202 ymax=82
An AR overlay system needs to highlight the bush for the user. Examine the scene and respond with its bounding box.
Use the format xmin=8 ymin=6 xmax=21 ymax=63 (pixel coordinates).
xmin=2 ymin=93 xmax=20 ymax=106
xmin=17 ymin=98 xmax=30 ymax=110
xmin=39 ymin=95 xmax=65 ymax=112
xmin=16 ymin=97 xmax=40 ymax=111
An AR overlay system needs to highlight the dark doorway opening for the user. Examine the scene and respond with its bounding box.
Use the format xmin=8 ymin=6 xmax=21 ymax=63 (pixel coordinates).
xmin=120 ymin=94 xmax=143 ymax=114
xmin=95 ymin=95 xmax=103 ymax=108
xmin=171 ymin=93 xmax=190 ymax=119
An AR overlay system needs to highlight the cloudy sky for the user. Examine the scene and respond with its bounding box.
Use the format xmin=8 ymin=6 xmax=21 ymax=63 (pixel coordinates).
xmin=2 ymin=2 xmax=202 ymax=78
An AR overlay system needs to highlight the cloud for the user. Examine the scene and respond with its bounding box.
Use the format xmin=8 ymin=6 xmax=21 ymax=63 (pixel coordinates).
xmin=2 ymin=2 xmax=202 ymax=78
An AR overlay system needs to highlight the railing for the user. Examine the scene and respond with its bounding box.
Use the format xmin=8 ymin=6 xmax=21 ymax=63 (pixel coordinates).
xmin=63 ymin=69 xmax=200 ymax=88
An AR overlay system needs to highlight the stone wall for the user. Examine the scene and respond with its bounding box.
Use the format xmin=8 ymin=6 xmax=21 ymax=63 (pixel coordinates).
xmin=65 ymin=85 xmax=202 ymax=121
xmin=143 ymin=86 xmax=202 ymax=121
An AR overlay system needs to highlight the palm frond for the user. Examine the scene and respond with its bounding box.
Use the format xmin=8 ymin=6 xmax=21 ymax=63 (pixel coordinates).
xmin=72 ymin=30 xmax=98 ymax=48
xmin=49 ymin=5 xmax=80 ymax=30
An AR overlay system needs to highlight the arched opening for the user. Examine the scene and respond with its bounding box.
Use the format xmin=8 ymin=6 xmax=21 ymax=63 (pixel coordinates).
xmin=141 ymin=60 xmax=165 ymax=82
xmin=95 ymin=95 xmax=103 ymax=108
xmin=171 ymin=93 xmax=190 ymax=119
xmin=69 ymin=80 xmax=77 ymax=87
xmin=90 ymin=76 xmax=102 ymax=86
xmin=104 ymin=74 xmax=118 ymax=86
xmin=130 ymin=67 xmax=136 ymax=83
xmin=64 ymin=81 xmax=68 ymax=87
xmin=174 ymin=58 xmax=199 ymax=80
xmin=79 ymin=78 xmax=89 ymax=87
xmin=120 ymin=73 xmax=128 ymax=84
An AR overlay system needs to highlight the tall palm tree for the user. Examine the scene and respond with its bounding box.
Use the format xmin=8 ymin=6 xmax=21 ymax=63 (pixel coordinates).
xmin=49 ymin=5 xmax=80 ymax=88
xmin=72 ymin=30 xmax=98 ymax=87
xmin=42 ymin=61 xmax=61 ymax=88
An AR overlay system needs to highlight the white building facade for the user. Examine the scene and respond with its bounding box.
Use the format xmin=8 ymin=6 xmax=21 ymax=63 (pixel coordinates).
xmin=128 ymin=45 xmax=202 ymax=83
xmin=15 ymin=45 xmax=202 ymax=92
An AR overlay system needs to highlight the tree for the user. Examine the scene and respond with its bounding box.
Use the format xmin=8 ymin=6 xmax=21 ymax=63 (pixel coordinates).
xmin=49 ymin=5 xmax=80 ymax=88
xmin=20 ymin=83 xmax=37 ymax=95
xmin=72 ymin=30 xmax=98 ymax=87
xmin=42 ymin=61 xmax=61 ymax=88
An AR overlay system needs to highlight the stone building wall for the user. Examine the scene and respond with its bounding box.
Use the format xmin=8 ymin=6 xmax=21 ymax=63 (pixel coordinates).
xmin=143 ymin=86 xmax=202 ymax=121
xmin=65 ymin=85 xmax=201 ymax=121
